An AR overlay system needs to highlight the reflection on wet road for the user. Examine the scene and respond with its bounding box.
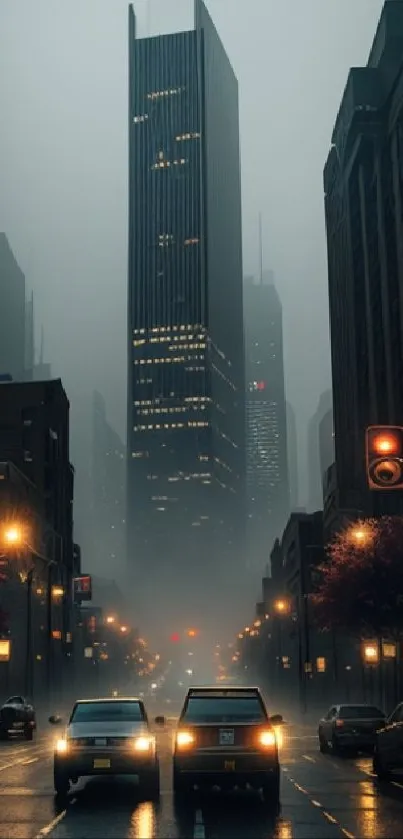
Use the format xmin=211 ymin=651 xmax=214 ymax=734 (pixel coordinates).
xmin=2 ymin=720 xmax=403 ymax=838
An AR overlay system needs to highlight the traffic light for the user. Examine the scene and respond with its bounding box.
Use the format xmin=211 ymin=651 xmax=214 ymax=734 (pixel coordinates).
xmin=170 ymin=633 xmax=180 ymax=643
xmin=365 ymin=426 xmax=403 ymax=490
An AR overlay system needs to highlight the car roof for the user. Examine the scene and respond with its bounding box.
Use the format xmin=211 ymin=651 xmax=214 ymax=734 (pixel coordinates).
xmin=187 ymin=686 xmax=261 ymax=696
xmin=74 ymin=697 xmax=143 ymax=704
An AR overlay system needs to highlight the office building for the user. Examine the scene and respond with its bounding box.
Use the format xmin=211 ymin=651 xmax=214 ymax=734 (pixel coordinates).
xmin=0 ymin=234 xmax=26 ymax=381
xmin=91 ymin=392 xmax=126 ymax=580
xmin=324 ymin=0 xmax=403 ymax=517
xmin=244 ymin=273 xmax=289 ymax=575
xmin=127 ymin=0 xmax=244 ymax=632
xmin=286 ymin=401 xmax=299 ymax=510
xmin=307 ymin=390 xmax=333 ymax=511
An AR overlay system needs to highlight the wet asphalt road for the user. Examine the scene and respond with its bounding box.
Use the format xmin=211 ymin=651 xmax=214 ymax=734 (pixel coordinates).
xmin=1 ymin=718 xmax=403 ymax=838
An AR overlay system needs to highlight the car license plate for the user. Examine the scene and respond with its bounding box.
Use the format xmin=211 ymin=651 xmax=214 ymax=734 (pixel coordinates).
xmin=219 ymin=729 xmax=234 ymax=745
xmin=224 ymin=760 xmax=235 ymax=771
xmin=12 ymin=722 xmax=23 ymax=729
xmin=93 ymin=758 xmax=110 ymax=769
xmin=95 ymin=738 xmax=107 ymax=746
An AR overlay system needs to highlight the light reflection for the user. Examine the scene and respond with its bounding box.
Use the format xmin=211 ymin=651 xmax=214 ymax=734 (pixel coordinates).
xmin=357 ymin=792 xmax=378 ymax=837
xmin=131 ymin=801 xmax=155 ymax=839
xmin=276 ymin=820 xmax=293 ymax=838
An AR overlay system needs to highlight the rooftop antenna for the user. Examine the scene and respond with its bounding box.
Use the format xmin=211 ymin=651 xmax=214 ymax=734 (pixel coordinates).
xmin=258 ymin=211 xmax=263 ymax=284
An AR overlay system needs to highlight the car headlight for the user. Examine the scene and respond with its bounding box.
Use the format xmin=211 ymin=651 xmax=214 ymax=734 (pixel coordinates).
xmin=176 ymin=730 xmax=194 ymax=748
xmin=259 ymin=730 xmax=276 ymax=748
xmin=134 ymin=736 xmax=153 ymax=752
xmin=55 ymin=738 xmax=68 ymax=754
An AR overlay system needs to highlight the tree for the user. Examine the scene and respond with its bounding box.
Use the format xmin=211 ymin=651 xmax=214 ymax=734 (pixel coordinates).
xmin=312 ymin=516 xmax=403 ymax=638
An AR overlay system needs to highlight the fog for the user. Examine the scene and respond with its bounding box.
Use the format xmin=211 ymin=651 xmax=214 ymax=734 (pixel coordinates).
xmin=0 ymin=0 xmax=384 ymax=589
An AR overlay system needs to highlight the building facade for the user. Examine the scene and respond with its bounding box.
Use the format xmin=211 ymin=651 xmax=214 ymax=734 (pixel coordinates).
xmin=127 ymin=0 xmax=244 ymax=633
xmin=286 ymin=402 xmax=299 ymax=511
xmin=244 ymin=274 xmax=289 ymax=577
xmin=307 ymin=390 xmax=333 ymax=512
xmin=0 ymin=234 xmax=26 ymax=382
xmin=91 ymin=392 xmax=126 ymax=582
xmin=324 ymin=0 xmax=403 ymax=518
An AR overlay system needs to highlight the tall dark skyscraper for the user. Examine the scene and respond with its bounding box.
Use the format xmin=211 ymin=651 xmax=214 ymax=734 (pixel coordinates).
xmin=324 ymin=0 xmax=403 ymax=518
xmin=244 ymin=273 xmax=289 ymax=576
xmin=127 ymin=1 xmax=244 ymax=634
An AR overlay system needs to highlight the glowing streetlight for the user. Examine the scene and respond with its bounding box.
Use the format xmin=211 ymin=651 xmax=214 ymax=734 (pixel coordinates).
xmin=361 ymin=641 xmax=379 ymax=664
xmin=254 ymin=620 xmax=261 ymax=628
xmin=274 ymin=599 xmax=289 ymax=614
xmin=120 ymin=625 xmax=128 ymax=633
xmin=3 ymin=525 xmax=24 ymax=546
xmin=347 ymin=521 xmax=374 ymax=548
xmin=52 ymin=585 xmax=64 ymax=599
xmin=105 ymin=615 xmax=115 ymax=624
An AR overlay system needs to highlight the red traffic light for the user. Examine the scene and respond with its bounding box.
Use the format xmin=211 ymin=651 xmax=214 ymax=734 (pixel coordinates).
xmin=170 ymin=633 xmax=180 ymax=643
xmin=366 ymin=426 xmax=403 ymax=490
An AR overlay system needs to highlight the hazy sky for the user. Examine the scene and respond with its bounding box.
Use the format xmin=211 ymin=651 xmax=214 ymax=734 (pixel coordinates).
xmin=0 ymin=0 xmax=384 ymax=505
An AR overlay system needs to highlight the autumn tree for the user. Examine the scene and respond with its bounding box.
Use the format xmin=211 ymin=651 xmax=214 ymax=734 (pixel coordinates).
xmin=312 ymin=516 xmax=403 ymax=638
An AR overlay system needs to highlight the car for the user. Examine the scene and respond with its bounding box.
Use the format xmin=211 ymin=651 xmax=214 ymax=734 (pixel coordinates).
xmin=318 ymin=704 xmax=386 ymax=754
xmin=0 ymin=696 xmax=36 ymax=741
xmin=173 ymin=686 xmax=283 ymax=807
xmin=373 ymin=701 xmax=403 ymax=780
xmin=49 ymin=697 xmax=164 ymax=799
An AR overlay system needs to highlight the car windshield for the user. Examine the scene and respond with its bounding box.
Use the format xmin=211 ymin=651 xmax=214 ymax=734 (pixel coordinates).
xmin=183 ymin=696 xmax=266 ymax=723
xmin=71 ymin=702 xmax=145 ymax=723
xmin=339 ymin=706 xmax=384 ymax=719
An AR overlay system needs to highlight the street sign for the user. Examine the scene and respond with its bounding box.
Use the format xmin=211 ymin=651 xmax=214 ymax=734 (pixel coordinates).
xmin=73 ymin=574 xmax=92 ymax=602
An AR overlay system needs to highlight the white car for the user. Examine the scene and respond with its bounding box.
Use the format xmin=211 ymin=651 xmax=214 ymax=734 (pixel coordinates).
xmin=49 ymin=697 xmax=164 ymax=798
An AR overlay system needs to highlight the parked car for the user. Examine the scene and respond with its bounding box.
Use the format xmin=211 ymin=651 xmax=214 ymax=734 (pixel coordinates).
xmin=318 ymin=704 xmax=386 ymax=754
xmin=373 ymin=701 xmax=403 ymax=779
xmin=0 ymin=695 xmax=36 ymax=740
xmin=49 ymin=696 xmax=164 ymax=799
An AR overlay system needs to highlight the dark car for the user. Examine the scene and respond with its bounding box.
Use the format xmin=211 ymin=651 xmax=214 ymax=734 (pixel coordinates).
xmin=173 ymin=686 xmax=282 ymax=807
xmin=318 ymin=704 xmax=386 ymax=754
xmin=49 ymin=697 xmax=164 ymax=799
xmin=0 ymin=695 xmax=36 ymax=740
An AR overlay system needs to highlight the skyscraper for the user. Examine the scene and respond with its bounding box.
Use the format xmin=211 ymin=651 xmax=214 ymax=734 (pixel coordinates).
xmin=307 ymin=390 xmax=333 ymax=511
xmin=324 ymin=0 xmax=403 ymax=518
xmin=286 ymin=402 xmax=299 ymax=511
xmin=0 ymin=234 xmax=25 ymax=381
xmin=127 ymin=1 xmax=244 ymax=633
xmin=244 ymin=273 xmax=289 ymax=575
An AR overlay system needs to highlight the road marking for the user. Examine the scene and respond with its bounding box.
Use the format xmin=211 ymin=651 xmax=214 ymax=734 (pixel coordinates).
xmin=35 ymin=798 xmax=76 ymax=838
xmin=311 ymin=799 xmax=322 ymax=807
xmin=323 ymin=810 xmax=338 ymax=824
xmin=35 ymin=809 xmax=68 ymax=838
xmin=294 ymin=782 xmax=308 ymax=794
xmin=21 ymin=757 xmax=38 ymax=765
xmin=341 ymin=830 xmax=355 ymax=839
xmin=392 ymin=780 xmax=403 ymax=790
xmin=193 ymin=808 xmax=205 ymax=839
xmin=303 ymin=754 xmax=315 ymax=763
xmin=0 ymin=747 xmax=49 ymax=772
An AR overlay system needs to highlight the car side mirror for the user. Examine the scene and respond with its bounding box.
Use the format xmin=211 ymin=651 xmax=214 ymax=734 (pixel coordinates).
xmin=154 ymin=715 xmax=166 ymax=727
xmin=270 ymin=714 xmax=284 ymax=725
xmin=49 ymin=715 xmax=62 ymax=725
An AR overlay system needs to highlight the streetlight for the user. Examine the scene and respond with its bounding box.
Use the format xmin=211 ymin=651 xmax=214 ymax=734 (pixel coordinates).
xmin=274 ymin=599 xmax=289 ymax=614
xmin=105 ymin=615 xmax=116 ymax=625
xmin=347 ymin=521 xmax=374 ymax=547
xmin=120 ymin=625 xmax=129 ymax=633
xmin=3 ymin=525 xmax=25 ymax=546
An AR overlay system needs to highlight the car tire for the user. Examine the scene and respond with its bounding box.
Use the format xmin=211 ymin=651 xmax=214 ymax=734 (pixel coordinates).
xmin=54 ymin=765 xmax=70 ymax=797
xmin=319 ymin=734 xmax=328 ymax=753
xmin=142 ymin=764 xmax=160 ymax=801
xmin=261 ymin=769 xmax=280 ymax=809
xmin=373 ymin=748 xmax=391 ymax=781
xmin=24 ymin=726 xmax=33 ymax=741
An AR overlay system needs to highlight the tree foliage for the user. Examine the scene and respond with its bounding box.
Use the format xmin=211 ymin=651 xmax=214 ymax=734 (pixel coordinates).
xmin=312 ymin=516 xmax=403 ymax=638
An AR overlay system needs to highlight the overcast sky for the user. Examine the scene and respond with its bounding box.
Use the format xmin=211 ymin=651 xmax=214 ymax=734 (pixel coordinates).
xmin=0 ymin=0 xmax=384 ymax=506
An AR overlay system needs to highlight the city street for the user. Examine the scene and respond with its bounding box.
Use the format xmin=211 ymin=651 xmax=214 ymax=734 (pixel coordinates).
xmin=1 ymin=715 xmax=403 ymax=838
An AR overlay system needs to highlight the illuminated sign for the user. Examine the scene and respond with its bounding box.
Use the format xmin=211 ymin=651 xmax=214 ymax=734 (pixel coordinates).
xmin=0 ymin=639 xmax=11 ymax=662
xmin=73 ymin=575 xmax=92 ymax=602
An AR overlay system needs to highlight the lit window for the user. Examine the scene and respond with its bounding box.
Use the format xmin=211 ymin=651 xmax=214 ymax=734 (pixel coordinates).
xmin=133 ymin=114 xmax=148 ymax=123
